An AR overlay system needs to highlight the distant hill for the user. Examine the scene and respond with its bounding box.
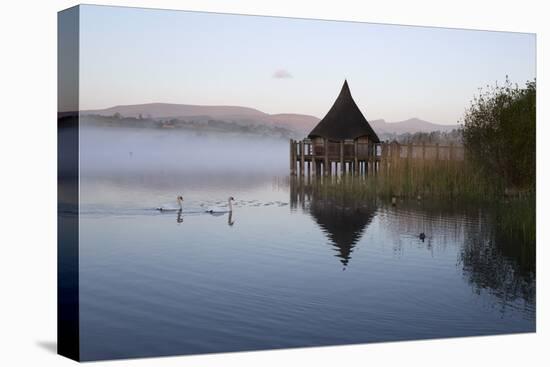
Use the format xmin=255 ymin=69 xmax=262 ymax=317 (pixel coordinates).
xmin=82 ymin=102 xmax=266 ymax=120
xmin=82 ymin=103 xmax=459 ymax=136
xmin=269 ymin=113 xmax=320 ymax=133
xmin=80 ymin=114 xmax=297 ymax=139
xmin=370 ymin=118 xmax=459 ymax=135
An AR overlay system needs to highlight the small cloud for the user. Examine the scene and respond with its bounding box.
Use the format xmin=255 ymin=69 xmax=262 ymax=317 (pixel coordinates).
xmin=272 ymin=69 xmax=293 ymax=79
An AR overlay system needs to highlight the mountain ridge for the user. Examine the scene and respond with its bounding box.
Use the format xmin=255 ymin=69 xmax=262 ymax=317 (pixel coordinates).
xmin=81 ymin=103 xmax=459 ymax=135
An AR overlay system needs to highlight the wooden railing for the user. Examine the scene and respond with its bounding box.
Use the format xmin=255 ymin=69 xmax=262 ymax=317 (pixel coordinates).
xmin=382 ymin=142 xmax=464 ymax=161
xmin=290 ymin=138 xmax=464 ymax=176
xmin=291 ymin=140 xmax=464 ymax=162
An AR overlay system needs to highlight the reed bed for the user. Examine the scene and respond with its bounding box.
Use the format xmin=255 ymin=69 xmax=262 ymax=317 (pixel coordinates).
xmin=294 ymin=158 xmax=534 ymax=201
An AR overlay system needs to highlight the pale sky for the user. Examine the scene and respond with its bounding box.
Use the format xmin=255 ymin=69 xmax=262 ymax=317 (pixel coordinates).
xmin=79 ymin=5 xmax=536 ymax=125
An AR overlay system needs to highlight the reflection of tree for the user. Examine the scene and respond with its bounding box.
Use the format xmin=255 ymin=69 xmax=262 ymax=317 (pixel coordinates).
xmin=386 ymin=200 xmax=535 ymax=312
xmin=460 ymin=202 xmax=536 ymax=311
xmin=290 ymin=178 xmax=377 ymax=267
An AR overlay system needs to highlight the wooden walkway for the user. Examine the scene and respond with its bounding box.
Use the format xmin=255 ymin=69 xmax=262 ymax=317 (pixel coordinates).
xmin=290 ymin=139 xmax=464 ymax=177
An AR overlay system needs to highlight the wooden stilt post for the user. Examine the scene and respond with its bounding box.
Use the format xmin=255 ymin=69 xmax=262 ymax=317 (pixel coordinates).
xmin=370 ymin=158 xmax=374 ymax=175
xmin=340 ymin=141 xmax=344 ymax=176
xmin=324 ymin=138 xmax=329 ymax=176
xmin=299 ymin=141 xmax=304 ymax=177
xmin=373 ymin=144 xmax=379 ymax=173
xmin=290 ymin=139 xmax=296 ymax=176
xmin=288 ymin=139 xmax=294 ymax=175
xmin=354 ymin=140 xmax=359 ymax=176
xmin=288 ymin=139 xmax=293 ymax=175
xmin=371 ymin=143 xmax=378 ymax=175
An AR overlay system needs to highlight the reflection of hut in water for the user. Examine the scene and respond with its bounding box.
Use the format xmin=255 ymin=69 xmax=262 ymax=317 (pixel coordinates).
xmin=290 ymin=179 xmax=377 ymax=267
xmin=310 ymin=200 xmax=376 ymax=266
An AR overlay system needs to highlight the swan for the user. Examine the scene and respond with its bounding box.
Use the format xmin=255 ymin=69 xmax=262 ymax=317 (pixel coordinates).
xmin=157 ymin=196 xmax=183 ymax=212
xmin=206 ymin=197 xmax=235 ymax=214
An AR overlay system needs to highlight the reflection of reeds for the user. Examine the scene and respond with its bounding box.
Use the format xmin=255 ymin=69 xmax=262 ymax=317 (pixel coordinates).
xmin=495 ymin=197 xmax=536 ymax=257
xmin=460 ymin=197 xmax=536 ymax=308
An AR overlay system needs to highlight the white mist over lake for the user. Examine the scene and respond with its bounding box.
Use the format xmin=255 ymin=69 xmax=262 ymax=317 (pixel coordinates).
xmin=79 ymin=127 xmax=289 ymax=176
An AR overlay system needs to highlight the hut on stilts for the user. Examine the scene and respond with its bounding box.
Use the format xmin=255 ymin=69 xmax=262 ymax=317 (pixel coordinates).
xmin=290 ymin=80 xmax=381 ymax=177
xmin=289 ymin=80 xmax=465 ymax=177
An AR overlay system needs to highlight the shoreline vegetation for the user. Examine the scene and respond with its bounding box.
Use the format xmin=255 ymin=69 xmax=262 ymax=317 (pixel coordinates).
xmin=462 ymin=78 xmax=535 ymax=194
xmin=311 ymin=78 xmax=536 ymax=201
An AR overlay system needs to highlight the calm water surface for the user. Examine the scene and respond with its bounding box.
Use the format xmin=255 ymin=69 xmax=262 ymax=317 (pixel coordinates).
xmin=76 ymin=172 xmax=535 ymax=361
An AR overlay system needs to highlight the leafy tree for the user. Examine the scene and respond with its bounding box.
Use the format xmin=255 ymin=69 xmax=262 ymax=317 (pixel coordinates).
xmin=462 ymin=77 xmax=535 ymax=190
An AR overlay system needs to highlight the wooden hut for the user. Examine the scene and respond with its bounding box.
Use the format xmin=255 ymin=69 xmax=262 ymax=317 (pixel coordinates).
xmin=290 ymin=80 xmax=381 ymax=176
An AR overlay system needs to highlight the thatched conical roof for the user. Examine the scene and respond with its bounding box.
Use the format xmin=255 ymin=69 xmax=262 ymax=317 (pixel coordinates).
xmin=308 ymin=80 xmax=380 ymax=142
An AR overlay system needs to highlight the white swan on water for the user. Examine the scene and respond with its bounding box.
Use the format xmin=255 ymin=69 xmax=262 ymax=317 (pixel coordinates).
xmin=157 ymin=196 xmax=183 ymax=212
xmin=206 ymin=197 xmax=235 ymax=214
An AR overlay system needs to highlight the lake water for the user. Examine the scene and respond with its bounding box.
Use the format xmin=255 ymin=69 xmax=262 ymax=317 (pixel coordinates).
xmin=77 ymin=170 xmax=535 ymax=361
